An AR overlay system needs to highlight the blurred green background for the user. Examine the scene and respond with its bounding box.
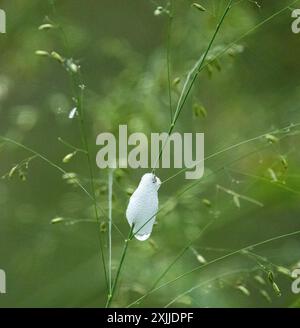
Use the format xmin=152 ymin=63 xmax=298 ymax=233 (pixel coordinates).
xmin=0 ymin=0 xmax=300 ymax=307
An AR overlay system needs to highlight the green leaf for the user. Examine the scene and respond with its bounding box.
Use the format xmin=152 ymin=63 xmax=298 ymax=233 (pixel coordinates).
xmin=236 ymin=285 xmax=250 ymax=296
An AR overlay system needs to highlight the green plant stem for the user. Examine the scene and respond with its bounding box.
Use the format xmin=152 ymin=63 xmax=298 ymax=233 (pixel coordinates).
xmin=129 ymin=139 xmax=282 ymax=241
xmin=101 ymin=0 xmax=297 ymax=305
xmin=104 ymin=5 xmax=239 ymax=299
xmin=126 ymin=138 xmax=296 ymax=307
xmin=48 ymin=0 xmax=109 ymax=291
xmin=166 ymin=1 xmax=173 ymax=123
xmin=0 ymin=136 xmax=93 ymax=199
xmin=0 ymin=135 xmax=128 ymax=239
xmin=106 ymin=225 xmax=134 ymax=308
xmin=228 ymin=168 xmax=300 ymax=195
xmin=162 ymin=122 xmax=300 ymax=184
xmin=158 ymin=229 xmax=300 ymax=291
xmin=58 ymin=137 xmax=87 ymax=154
xmin=151 ymin=220 xmax=214 ymax=290
xmin=119 ymin=123 xmax=299 ymax=243
xmin=197 ymin=0 xmax=300 ymax=75
xmin=152 ymin=0 xmax=298 ymax=174
xmin=152 ymin=0 xmax=233 ymax=172
xmin=164 ymin=267 xmax=260 ymax=308
xmin=127 ymin=229 xmax=300 ymax=307
xmin=72 ymin=74 xmax=109 ymax=290
xmin=108 ymin=169 xmax=114 ymax=296
xmin=125 ymin=148 xmax=273 ymax=306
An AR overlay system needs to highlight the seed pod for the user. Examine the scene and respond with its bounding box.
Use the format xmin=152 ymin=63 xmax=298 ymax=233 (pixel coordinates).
xmin=126 ymin=187 xmax=134 ymax=196
xmin=69 ymin=63 xmax=79 ymax=73
xmin=62 ymin=172 xmax=79 ymax=185
xmin=277 ymin=266 xmax=291 ymax=277
xmin=196 ymin=254 xmax=206 ymax=264
xmin=265 ymin=134 xmax=279 ymax=144
xmin=254 ymin=275 xmax=266 ymax=285
xmin=280 ymin=156 xmax=288 ymax=170
xmin=268 ymin=271 xmax=282 ymax=297
xmin=268 ymin=168 xmax=278 ymax=182
xmin=35 ymin=50 xmax=50 ymax=57
xmin=68 ymin=107 xmax=77 ymax=119
xmin=193 ymin=104 xmax=207 ymax=118
xmin=51 ymin=217 xmax=64 ymax=224
xmin=233 ymin=195 xmax=240 ymax=208
xmin=100 ymin=221 xmax=107 ymax=232
xmin=268 ymin=271 xmax=275 ymax=283
xmin=66 ymin=59 xmax=79 ymax=73
xmin=172 ymin=77 xmax=181 ymax=86
xmin=192 ymin=3 xmax=206 ymax=12
xmin=260 ymin=289 xmax=272 ymax=303
xmin=154 ymin=6 xmax=164 ymax=16
xmin=202 ymin=198 xmax=212 ymax=208
xmin=236 ymin=284 xmax=250 ymax=296
xmin=19 ymin=170 xmax=27 ymax=181
xmin=51 ymin=51 xmax=64 ymax=63
xmin=38 ymin=23 xmax=54 ymax=31
xmin=62 ymin=152 xmax=76 ymax=163
xmin=272 ymin=282 xmax=281 ymax=297
xmin=8 ymin=165 xmax=18 ymax=178
xmin=227 ymin=44 xmax=244 ymax=57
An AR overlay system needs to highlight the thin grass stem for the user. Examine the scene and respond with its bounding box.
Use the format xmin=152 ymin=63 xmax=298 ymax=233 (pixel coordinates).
xmin=127 ymin=229 xmax=300 ymax=307
xmin=164 ymin=267 xmax=260 ymax=308
xmin=162 ymin=122 xmax=300 ymax=184
xmin=71 ymin=74 xmax=109 ymax=291
xmin=152 ymin=0 xmax=233 ymax=173
xmin=108 ymin=169 xmax=114 ymax=296
xmin=48 ymin=0 xmax=109 ymax=292
xmin=106 ymin=224 xmax=134 ymax=308
xmin=166 ymin=1 xmax=173 ymax=123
